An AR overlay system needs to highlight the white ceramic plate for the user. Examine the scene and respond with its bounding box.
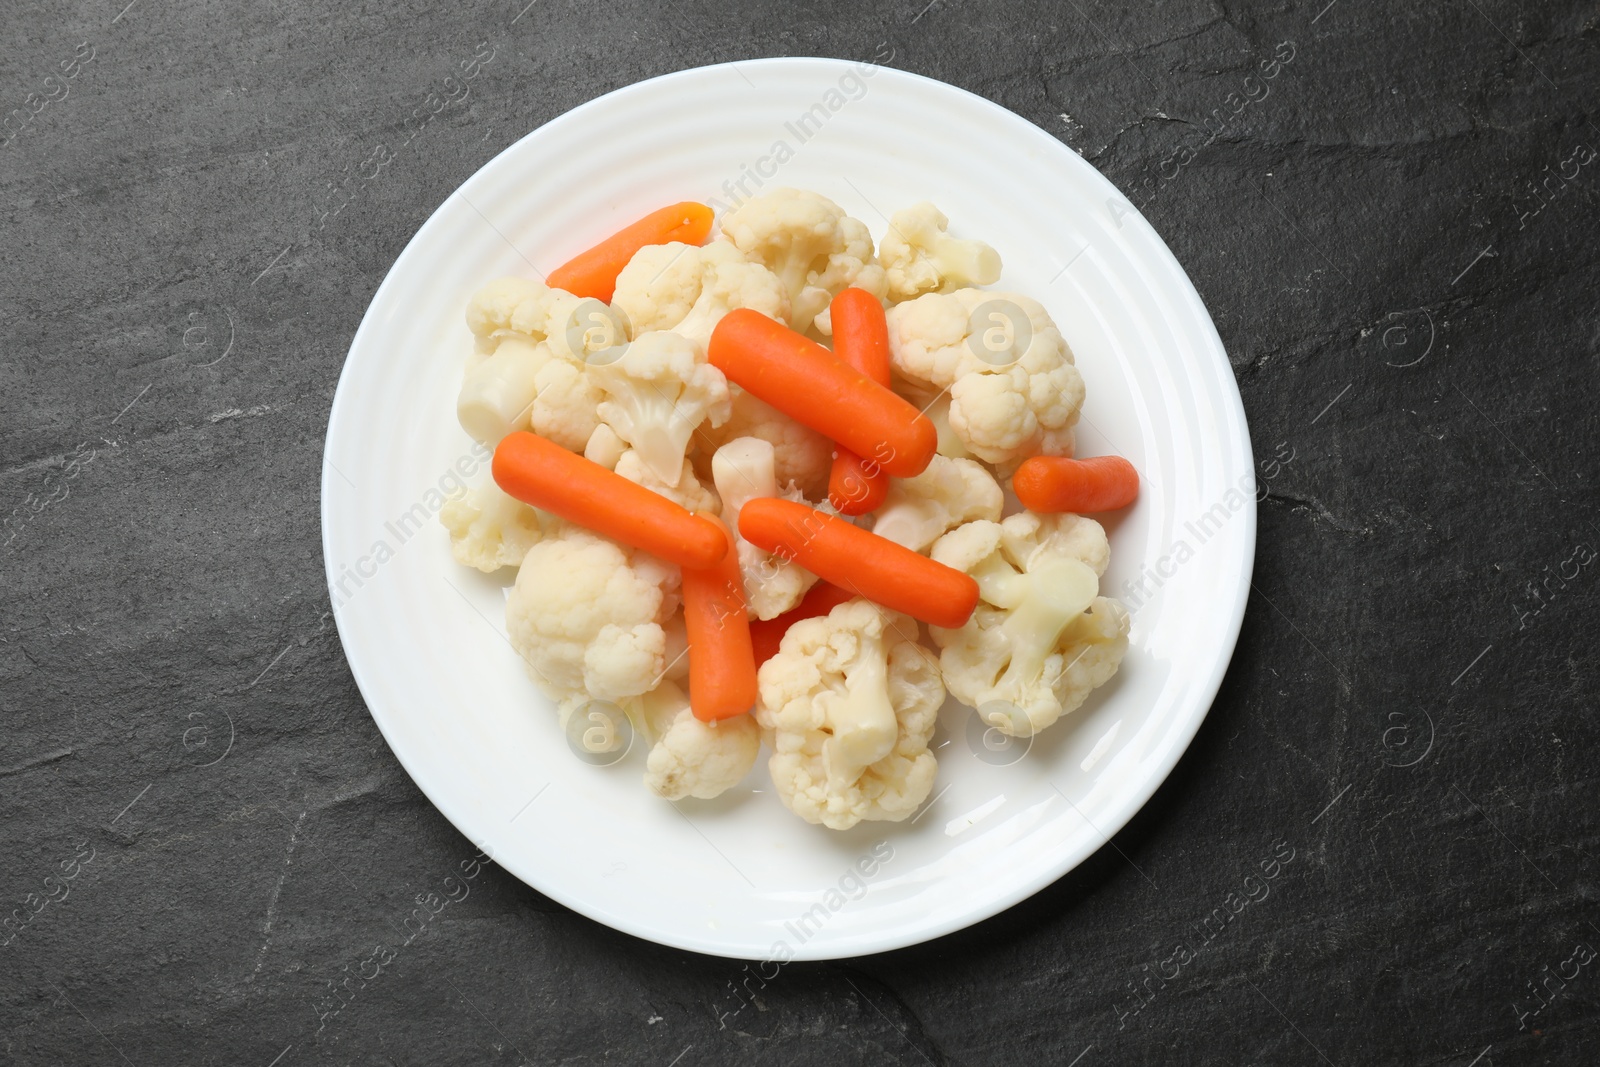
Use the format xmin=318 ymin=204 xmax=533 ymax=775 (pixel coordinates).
xmin=322 ymin=57 xmax=1254 ymax=960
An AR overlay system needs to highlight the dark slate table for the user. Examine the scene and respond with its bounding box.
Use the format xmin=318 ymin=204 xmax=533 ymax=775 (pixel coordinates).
xmin=3 ymin=1 xmax=1597 ymax=1063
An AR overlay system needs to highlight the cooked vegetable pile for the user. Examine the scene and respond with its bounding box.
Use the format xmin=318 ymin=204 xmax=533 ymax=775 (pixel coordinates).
xmin=441 ymin=189 xmax=1140 ymax=830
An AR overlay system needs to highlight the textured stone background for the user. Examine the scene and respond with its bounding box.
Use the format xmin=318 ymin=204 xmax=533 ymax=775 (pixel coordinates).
xmin=3 ymin=0 xmax=1598 ymax=1063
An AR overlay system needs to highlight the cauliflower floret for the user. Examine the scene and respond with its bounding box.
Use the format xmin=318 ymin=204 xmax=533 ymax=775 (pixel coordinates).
xmin=870 ymin=454 xmax=1003 ymax=552
xmin=612 ymin=240 xmax=790 ymax=350
xmin=464 ymin=276 xmax=559 ymax=355
xmin=879 ymin=202 xmax=1002 ymax=302
xmin=756 ymin=601 xmax=945 ymax=830
xmin=610 ymin=244 xmax=706 ymax=334
xmin=721 ymin=189 xmax=887 ymax=335
xmin=506 ymin=526 xmax=681 ymax=704
xmin=592 ymin=331 xmax=731 ymax=487
xmin=629 ymin=680 xmax=761 ymax=800
xmin=887 ymin=289 xmax=1084 ymax=467
xmin=529 ymin=357 xmax=604 ymax=452
xmin=675 ymin=242 xmax=791 ymax=349
xmin=460 ymin=283 xmax=625 ymax=449
xmin=457 ymin=335 xmax=546 ymax=445
xmin=696 ymin=387 xmax=832 ymax=500
xmin=929 ymin=514 xmax=1128 ymax=737
xmin=804 ymin=217 xmax=889 ymax=336
xmin=615 ymin=450 xmax=720 ymax=514
xmin=711 ymin=437 xmax=819 ymax=620
xmin=584 ymin=424 xmax=628 ymax=470
xmin=438 ymin=478 xmax=545 ymax=572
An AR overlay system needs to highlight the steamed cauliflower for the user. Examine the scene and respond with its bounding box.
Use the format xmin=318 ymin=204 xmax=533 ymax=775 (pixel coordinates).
xmin=612 ymin=239 xmax=790 ymax=350
xmin=879 ymin=202 xmax=1002 ymax=301
xmin=609 ymin=244 xmax=704 ymax=334
xmin=695 ymin=387 xmax=832 ymax=500
xmin=870 ymin=454 xmax=1003 ymax=552
xmin=756 ymin=601 xmax=945 ymax=830
xmin=583 ymin=424 xmax=628 ymax=470
xmin=465 ymin=275 xmax=629 ymax=357
xmin=457 ymin=334 xmax=543 ymax=445
xmin=464 ymin=275 xmax=558 ymax=355
xmin=711 ymin=437 xmax=818 ymax=620
xmin=438 ymin=478 xmax=545 ymax=572
xmin=929 ymin=513 xmax=1128 ymax=738
xmin=457 ymin=336 xmax=610 ymax=452
xmin=720 ymin=189 xmax=887 ymax=335
xmin=887 ymin=289 xmax=1084 ymax=467
xmin=615 ymin=450 xmax=720 ymax=514
xmin=630 ymin=680 xmax=761 ymax=800
xmin=592 ymin=330 xmax=731 ymax=487
xmin=675 ymin=243 xmax=790 ymax=349
xmin=460 ymin=279 xmax=627 ymax=450
xmin=506 ymin=525 xmax=681 ymax=705
xmin=923 ymin=394 xmax=974 ymax=459
xmin=529 ymin=356 xmax=605 ymax=452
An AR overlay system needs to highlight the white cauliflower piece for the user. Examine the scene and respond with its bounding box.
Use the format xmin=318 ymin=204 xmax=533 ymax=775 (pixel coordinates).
xmin=609 ymin=244 xmax=705 ymax=334
xmin=696 ymin=387 xmax=832 ymax=500
xmin=438 ymin=478 xmax=544 ymax=572
xmin=929 ymin=514 xmax=1128 ymax=737
xmin=506 ymin=526 xmax=681 ymax=704
xmin=675 ymin=242 xmax=791 ymax=350
xmin=804 ymin=216 xmax=889 ymax=336
xmin=629 ymin=680 xmax=760 ymax=800
xmin=870 ymin=454 xmax=1003 ymax=552
xmin=583 ymin=424 xmax=627 ymax=470
xmin=612 ymin=239 xmax=790 ymax=351
xmin=529 ymin=357 xmax=604 ymax=452
xmin=457 ymin=335 xmax=545 ymax=445
xmin=879 ymin=202 xmax=1002 ymax=301
xmin=464 ymin=276 xmax=559 ymax=355
xmin=711 ymin=437 xmax=819 ymax=620
xmin=721 ymin=189 xmax=887 ymax=335
xmin=756 ymin=601 xmax=945 ymax=830
xmin=592 ymin=331 xmax=731 ymax=487
xmin=887 ymin=289 xmax=1085 ymax=467
xmin=541 ymin=290 xmax=631 ymax=364
xmin=460 ymin=282 xmax=624 ymax=450
xmin=615 ymin=450 xmax=720 ymax=514
xmin=923 ymin=394 xmax=974 ymax=459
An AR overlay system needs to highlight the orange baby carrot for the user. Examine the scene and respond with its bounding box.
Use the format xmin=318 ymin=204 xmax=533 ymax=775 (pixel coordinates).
xmin=546 ymin=201 xmax=714 ymax=302
xmin=492 ymin=431 xmax=728 ymax=569
xmin=738 ymin=498 xmax=979 ymax=629
xmin=827 ymin=288 xmax=893 ymax=515
xmin=1013 ymin=455 xmax=1140 ymax=514
xmin=708 ymin=308 xmax=936 ymax=479
xmin=748 ymin=582 xmax=858 ymax=665
xmin=682 ymin=516 xmax=758 ymax=722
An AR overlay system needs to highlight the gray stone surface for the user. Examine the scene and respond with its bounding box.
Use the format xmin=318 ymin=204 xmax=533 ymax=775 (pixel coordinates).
xmin=3 ymin=0 xmax=1598 ymax=1063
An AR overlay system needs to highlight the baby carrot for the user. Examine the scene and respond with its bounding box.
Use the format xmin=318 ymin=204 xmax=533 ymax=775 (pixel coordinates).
xmin=708 ymin=308 xmax=936 ymax=479
xmin=682 ymin=516 xmax=758 ymax=722
xmin=738 ymin=498 xmax=979 ymax=629
xmin=546 ymin=201 xmax=714 ymax=302
xmin=827 ymin=288 xmax=893 ymax=515
xmin=748 ymin=582 xmax=858 ymax=665
xmin=1013 ymin=455 xmax=1140 ymax=514
xmin=493 ymin=431 xmax=728 ymax=569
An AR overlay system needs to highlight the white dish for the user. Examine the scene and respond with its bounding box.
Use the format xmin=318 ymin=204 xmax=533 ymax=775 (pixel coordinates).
xmin=321 ymin=57 xmax=1254 ymax=960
